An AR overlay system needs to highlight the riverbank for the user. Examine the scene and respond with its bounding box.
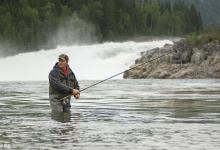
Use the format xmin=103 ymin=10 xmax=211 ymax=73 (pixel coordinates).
xmin=123 ymin=39 xmax=220 ymax=79
xmin=127 ymin=36 xmax=182 ymax=43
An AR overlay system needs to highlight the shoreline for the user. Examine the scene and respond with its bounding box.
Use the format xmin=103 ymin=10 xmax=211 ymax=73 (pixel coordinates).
xmin=126 ymin=36 xmax=183 ymax=43
xmin=1 ymin=78 xmax=220 ymax=83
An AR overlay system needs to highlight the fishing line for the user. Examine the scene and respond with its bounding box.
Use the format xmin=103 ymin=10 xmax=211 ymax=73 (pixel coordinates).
xmin=49 ymin=49 xmax=174 ymax=101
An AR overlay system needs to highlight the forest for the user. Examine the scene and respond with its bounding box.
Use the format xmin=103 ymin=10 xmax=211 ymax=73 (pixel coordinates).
xmin=0 ymin=0 xmax=203 ymax=54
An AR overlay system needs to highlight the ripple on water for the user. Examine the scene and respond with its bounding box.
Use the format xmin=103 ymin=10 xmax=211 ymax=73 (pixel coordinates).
xmin=0 ymin=80 xmax=220 ymax=149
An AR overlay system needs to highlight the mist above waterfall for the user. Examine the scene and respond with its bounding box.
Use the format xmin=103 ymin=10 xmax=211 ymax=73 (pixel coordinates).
xmin=0 ymin=40 xmax=172 ymax=81
xmin=48 ymin=14 xmax=98 ymax=47
xmin=0 ymin=14 xmax=98 ymax=57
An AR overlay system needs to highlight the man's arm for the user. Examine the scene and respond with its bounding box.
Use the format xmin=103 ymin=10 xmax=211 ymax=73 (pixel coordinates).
xmin=72 ymin=72 xmax=80 ymax=91
xmin=74 ymin=77 xmax=80 ymax=91
xmin=49 ymin=70 xmax=73 ymax=95
xmin=72 ymin=72 xmax=80 ymax=99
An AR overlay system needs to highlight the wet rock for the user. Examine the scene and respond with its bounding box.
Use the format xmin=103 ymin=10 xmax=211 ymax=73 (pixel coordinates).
xmin=124 ymin=39 xmax=220 ymax=79
xmin=191 ymin=48 xmax=205 ymax=64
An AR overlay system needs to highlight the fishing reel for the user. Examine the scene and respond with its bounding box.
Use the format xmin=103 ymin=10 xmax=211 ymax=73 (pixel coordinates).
xmin=61 ymin=98 xmax=69 ymax=106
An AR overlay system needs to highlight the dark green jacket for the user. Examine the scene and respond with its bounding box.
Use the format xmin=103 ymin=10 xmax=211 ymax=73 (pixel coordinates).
xmin=48 ymin=63 xmax=79 ymax=112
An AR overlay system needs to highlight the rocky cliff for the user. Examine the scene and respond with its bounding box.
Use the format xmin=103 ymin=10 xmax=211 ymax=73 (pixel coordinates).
xmin=123 ymin=39 xmax=220 ymax=79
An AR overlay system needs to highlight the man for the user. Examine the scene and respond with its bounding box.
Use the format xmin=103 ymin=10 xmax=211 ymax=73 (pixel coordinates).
xmin=49 ymin=54 xmax=80 ymax=112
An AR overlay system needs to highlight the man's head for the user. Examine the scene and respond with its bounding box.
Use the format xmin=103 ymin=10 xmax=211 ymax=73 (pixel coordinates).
xmin=58 ymin=54 xmax=69 ymax=69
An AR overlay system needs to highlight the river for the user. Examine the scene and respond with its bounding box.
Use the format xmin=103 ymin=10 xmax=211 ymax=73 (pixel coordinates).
xmin=0 ymin=79 xmax=220 ymax=149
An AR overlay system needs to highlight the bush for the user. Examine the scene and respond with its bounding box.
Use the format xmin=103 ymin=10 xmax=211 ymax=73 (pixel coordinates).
xmin=186 ymin=26 xmax=220 ymax=46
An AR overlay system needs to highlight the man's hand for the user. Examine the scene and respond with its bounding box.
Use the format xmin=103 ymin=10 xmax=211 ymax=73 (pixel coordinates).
xmin=72 ymin=89 xmax=80 ymax=96
xmin=74 ymin=93 xmax=80 ymax=99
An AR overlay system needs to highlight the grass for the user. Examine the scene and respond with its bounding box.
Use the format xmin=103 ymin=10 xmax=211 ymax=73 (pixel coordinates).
xmin=186 ymin=27 xmax=220 ymax=46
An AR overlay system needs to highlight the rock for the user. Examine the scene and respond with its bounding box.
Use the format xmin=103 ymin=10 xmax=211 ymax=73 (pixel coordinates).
xmin=172 ymin=39 xmax=193 ymax=64
xmin=123 ymin=39 xmax=220 ymax=79
xmin=191 ymin=48 xmax=205 ymax=64
xmin=148 ymin=69 xmax=171 ymax=79
xmin=170 ymin=68 xmax=194 ymax=79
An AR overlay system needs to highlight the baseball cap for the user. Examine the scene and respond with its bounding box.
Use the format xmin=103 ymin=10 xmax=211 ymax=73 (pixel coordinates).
xmin=58 ymin=54 xmax=69 ymax=62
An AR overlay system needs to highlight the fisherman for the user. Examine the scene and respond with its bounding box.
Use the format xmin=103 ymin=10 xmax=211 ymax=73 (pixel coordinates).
xmin=49 ymin=54 xmax=80 ymax=112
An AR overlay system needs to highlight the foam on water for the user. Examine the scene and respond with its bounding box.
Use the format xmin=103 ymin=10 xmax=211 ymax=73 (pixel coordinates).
xmin=0 ymin=40 xmax=172 ymax=81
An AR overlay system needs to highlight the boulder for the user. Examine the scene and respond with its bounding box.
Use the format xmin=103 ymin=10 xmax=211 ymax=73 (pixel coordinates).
xmin=191 ymin=48 xmax=206 ymax=64
xmin=123 ymin=39 xmax=220 ymax=79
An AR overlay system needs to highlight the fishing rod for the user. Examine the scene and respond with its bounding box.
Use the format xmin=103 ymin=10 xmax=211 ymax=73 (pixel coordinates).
xmin=50 ymin=49 xmax=174 ymax=102
xmin=79 ymin=50 xmax=173 ymax=92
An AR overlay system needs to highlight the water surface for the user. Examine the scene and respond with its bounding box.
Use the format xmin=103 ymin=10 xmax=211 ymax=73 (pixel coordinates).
xmin=0 ymin=79 xmax=220 ymax=149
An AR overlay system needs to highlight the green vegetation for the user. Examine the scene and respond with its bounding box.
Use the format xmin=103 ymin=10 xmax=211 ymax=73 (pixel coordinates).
xmin=0 ymin=0 xmax=202 ymax=54
xmin=186 ymin=27 xmax=220 ymax=46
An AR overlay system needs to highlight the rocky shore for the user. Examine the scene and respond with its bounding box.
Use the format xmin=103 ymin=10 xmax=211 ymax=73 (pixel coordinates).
xmin=123 ymin=39 xmax=220 ymax=79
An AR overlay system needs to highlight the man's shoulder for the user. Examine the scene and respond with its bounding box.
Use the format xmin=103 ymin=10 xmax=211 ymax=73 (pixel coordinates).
xmin=49 ymin=67 xmax=59 ymax=76
xmin=69 ymin=68 xmax=76 ymax=76
xmin=68 ymin=68 xmax=78 ymax=81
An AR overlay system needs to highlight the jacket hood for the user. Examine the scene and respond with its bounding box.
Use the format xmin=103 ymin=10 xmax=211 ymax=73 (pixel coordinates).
xmin=53 ymin=62 xmax=72 ymax=75
xmin=53 ymin=62 xmax=59 ymax=70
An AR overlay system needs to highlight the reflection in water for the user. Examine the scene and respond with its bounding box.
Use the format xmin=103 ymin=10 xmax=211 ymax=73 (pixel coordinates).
xmin=166 ymin=99 xmax=203 ymax=118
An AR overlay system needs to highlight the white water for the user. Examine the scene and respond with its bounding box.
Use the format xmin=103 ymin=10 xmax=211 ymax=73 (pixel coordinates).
xmin=0 ymin=40 xmax=172 ymax=81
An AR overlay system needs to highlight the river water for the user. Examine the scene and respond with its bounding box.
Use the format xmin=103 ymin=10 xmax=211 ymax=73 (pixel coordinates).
xmin=0 ymin=79 xmax=220 ymax=149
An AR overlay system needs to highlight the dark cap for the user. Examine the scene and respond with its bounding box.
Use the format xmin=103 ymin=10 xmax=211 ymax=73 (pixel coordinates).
xmin=58 ymin=54 xmax=69 ymax=62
